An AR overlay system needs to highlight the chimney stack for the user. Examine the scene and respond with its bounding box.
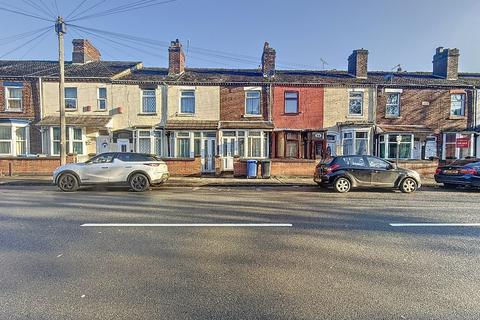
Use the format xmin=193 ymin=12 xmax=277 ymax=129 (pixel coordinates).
xmin=433 ymin=47 xmax=459 ymax=80
xmin=262 ymin=42 xmax=276 ymax=78
xmin=72 ymin=39 xmax=101 ymax=64
xmin=348 ymin=49 xmax=369 ymax=79
xmin=168 ymin=39 xmax=185 ymax=75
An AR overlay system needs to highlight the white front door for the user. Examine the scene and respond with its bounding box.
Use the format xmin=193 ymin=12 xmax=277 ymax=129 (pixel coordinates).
xmin=202 ymin=138 xmax=216 ymax=173
xmin=117 ymin=139 xmax=129 ymax=152
xmin=222 ymin=137 xmax=235 ymax=171
xmin=96 ymin=136 xmax=110 ymax=154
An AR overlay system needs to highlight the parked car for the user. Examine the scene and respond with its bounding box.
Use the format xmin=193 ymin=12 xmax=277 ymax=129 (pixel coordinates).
xmin=434 ymin=158 xmax=480 ymax=189
xmin=314 ymin=155 xmax=421 ymax=193
xmin=53 ymin=152 xmax=169 ymax=192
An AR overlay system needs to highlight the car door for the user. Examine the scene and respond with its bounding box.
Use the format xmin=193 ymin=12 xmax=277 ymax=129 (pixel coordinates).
xmin=343 ymin=156 xmax=371 ymax=186
xmin=109 ymin=153 xmax=139 ymax=183
xmin=79 ymin=153 xmax=115 ymax=183
xmin=367 ymin=156 xmax=398 ymax=187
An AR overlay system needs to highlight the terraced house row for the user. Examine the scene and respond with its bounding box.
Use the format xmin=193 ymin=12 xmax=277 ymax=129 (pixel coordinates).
xmin=1 ymin=39 xmax=480 ymax=176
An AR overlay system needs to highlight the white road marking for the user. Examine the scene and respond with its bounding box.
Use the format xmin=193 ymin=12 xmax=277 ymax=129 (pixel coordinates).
xmin=390 ymin=223 xmax=480 ymax=227
xmin=81 ymin=223 xmax=293 ymax=227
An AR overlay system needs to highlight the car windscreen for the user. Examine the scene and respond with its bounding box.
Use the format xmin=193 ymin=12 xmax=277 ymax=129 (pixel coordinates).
xmin=117 ymin=153 xmax=159 ymax=162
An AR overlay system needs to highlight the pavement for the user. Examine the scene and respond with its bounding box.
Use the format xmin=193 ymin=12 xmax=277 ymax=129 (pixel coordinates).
xmin=0 ymin=174 xmax=440 ymax=188
xmin=1 ymin=185 xmax=480 ymax=319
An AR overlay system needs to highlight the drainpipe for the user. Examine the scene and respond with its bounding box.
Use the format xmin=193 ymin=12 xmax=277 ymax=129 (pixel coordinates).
xmin=38 ymin=77 xmax=44 ymax=154
xmin=268 ymin=82 xmax=273 ymax=123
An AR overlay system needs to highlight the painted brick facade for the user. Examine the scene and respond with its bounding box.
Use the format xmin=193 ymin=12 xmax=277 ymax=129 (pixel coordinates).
xmin=272 ymin=86 xmax=324 ymax=130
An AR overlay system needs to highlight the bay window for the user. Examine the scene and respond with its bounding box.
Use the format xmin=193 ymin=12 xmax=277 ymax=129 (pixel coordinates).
xmin=176 ymin=132 xmax=190 ymax=157
xmin=247 ymin=131 xmax=262 ymax=157
xmin=379 ymin=134 xmax=413 ymax=159
xmin=443 ymin=133 xmax=474 ymax=160
xmin=48 ymin=127 xmax=84 ymax=156
xmin=0 ymin=124 xmax=29 ymax=156
xmin=342 ymin=130 xmax=370 ymax=156
xmin=134 ymin=130 xmax=163 ymax=156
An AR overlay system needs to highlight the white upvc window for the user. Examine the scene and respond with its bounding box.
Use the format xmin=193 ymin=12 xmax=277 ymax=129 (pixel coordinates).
xmin=450 ymin=93 xmax=465 ymax=117
xmin=65 ymin=88 xmax=77 ymax=110
xmin=97 ymin=87 xmax=107 ymax=111
xmin=141 ymin=89 xmax=156 ymax=114
xmin=0 ymin=124 xmax=29 ymax=156
xmin=342 ymin=130 xmax=370 ymax=156
xmin=5 ymin=87 xmax=23 ymax=111
xmin=348 ymin=91 xmax=363 ymax=116
xmin=378 ymin=134 xmax=414 ymax=160
xmin=134 ymin=130 xmax=163 ymax=156
xmin=442 ymin=132 xmax=474 ymax=160
xmin=386 ymin=92 xmax=401 ymax=117
xmin=245 ymin=90 xmax=261 ymax=115
xmin=180 ymin=90 xmax=195 ymax=114
xmin=49 ymin=127 xmax=85 ymax=156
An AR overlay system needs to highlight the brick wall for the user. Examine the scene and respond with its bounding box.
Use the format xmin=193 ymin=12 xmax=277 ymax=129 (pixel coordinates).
xmin=376 ymin=88 xmax=469 ymax=132
xmin=0 ymin=155 xmax=76 ymax=176
xmin=220 ymin=86 xmax=269 ymax=121
xmin=162 ymin=157 xmax=203 ymax=176
xmin=398 ymin=160 xmax=439 ymax=178
xmin=233 ymin=158 xmax=318 ymax=177
xmin=273 ymin=86 xmax=324 ymax=129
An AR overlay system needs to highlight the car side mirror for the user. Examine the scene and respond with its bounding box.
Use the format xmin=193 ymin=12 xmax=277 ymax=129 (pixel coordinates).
xmin=390 ymin=163 xmax=397 ymax=170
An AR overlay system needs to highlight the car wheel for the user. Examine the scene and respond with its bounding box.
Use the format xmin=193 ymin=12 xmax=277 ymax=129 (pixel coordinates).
xmin=334 ymin=177 xmax=351 ymax=193
xmin=58 ymin=173 xmax=79 ymax=192
xmin=400 ymin=177 xmax=417 ymax=193
xmin=129 ymin=173 xmax=150 ymax=192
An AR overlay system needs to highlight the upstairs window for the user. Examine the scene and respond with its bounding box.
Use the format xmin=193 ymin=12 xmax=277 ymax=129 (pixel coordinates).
xmin=5 ymin=87 xmax=23 ymax=111
xmin=245 ymin=90 xmax=261 ymax=115
xmin=450 ymin=93 xmax=465 ymax=116
xmin=141 ymin=90 xmax=156 ymax=113
xmin=180 ymin=90 xmax=195 ymax=114
xmin=386 ymin=92 xmax=400 ymax=117
xmin=284 ymin=92 xmax=299 ymax=114
xmin=65 ymin=88 xmax=77 ymax=110
xmin=348 ymin=91 xmax=363 ymax=116
xmin=98 ymin=88 xmax=107 ymax=110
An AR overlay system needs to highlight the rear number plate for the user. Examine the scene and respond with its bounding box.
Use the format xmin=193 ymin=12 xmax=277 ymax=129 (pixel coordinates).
xmin=444 ymin=169 xmax=459 ymax=174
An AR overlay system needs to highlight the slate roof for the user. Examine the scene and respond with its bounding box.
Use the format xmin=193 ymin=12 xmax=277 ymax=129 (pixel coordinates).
xmin=1 ymin=59 xmax=479 ymax=88
xmin=0 ymin=60 xmax=140 ymax=79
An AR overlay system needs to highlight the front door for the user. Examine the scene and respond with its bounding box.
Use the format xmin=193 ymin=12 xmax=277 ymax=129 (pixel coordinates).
xmin=117 ymin=139 xmax=129 ymax=153
xmin=222 ymin=137 xmax=235 ymax=171
xmin=202 ymin=138 xmax=216 ymax=173
xmin=96 ymin=136 xmax=110 ymax=154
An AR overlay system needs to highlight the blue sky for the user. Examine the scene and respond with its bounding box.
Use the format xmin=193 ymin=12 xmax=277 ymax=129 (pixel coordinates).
xmin=0 ymin=0 xmax=479 ymax=72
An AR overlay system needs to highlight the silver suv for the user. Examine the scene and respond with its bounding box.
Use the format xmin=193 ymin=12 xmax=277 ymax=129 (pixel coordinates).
xmin=53 ymin=153 xmax=169 ymax=192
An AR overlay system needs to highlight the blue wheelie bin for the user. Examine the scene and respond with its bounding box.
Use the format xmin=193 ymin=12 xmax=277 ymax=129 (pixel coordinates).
xmin=246 ymin=160 xmax=258 ymax=179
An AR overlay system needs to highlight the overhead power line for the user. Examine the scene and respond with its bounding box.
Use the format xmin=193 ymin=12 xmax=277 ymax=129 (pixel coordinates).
xmin=0 ymin=28 xmax=52 ymax=59
xmin=68 ymin=0 xmax=108 ymax=21
xmin=65 ymin=0 xmax=90 ymax=20
xmin=21 ymin=0 xmax=54 ymax=19
xmin=68 ymin=0 xmax=178 ymax=22
xmin=0 ymin=5 xmax=54 ymax=22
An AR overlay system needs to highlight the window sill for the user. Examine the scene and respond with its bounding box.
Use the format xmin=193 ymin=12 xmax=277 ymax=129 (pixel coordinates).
xmin=283 ymin=112 xmax=300 ymax=116
xmin=3 ymin=109 xmax=23 ymax=113
xmin=65 ymin=109 xmax=78 ymax=112
xmin=243 ymin=114 xmax=263 ymax=118
xmin=94 ymin=109 xmax=108 ymax=112
xmin=347 ymin=114 xmax=363 ymax=118
xmin=176 ymin=113 xmax=195 ymax=117
xmin=448 ymin=115 xmax=466 ymax=120
xmin=385 ymin=116 xmax=401 ymax=119
xmin=138 ymin=113 xmax=158 ymax=116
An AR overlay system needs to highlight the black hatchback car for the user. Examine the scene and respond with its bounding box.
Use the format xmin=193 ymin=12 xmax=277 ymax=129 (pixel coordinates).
xmin=434 ymin=158 xmax=480 ymax=189
xmin=314 ymin=155 xmax=421 ymax=193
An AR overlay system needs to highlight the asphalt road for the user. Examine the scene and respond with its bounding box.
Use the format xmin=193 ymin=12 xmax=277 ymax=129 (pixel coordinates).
xmin=1 ymin=185 xmax=480 ymax=320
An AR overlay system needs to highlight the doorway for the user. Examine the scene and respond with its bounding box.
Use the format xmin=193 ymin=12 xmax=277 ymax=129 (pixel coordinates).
xmin=117 ymin=139 xmax=130 ymax=152
xmin=222 ymin=137 xmax=235 ymax=171
xmin=202 ymin=137 xmax=216 ymax=173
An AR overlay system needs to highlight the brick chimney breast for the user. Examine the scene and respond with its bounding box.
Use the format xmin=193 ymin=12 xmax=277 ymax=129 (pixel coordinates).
xmin=432 ymin=47 xmax=459 ymax=80
xmin=168 ymin=39 xmax=185 ymax=75
xmin=262 ymin=42 xmax=276 ymax=78
xmin=348 ymin=49 xmax=368 ymax=79
xmin=72 ymin=39 xmax=101 ymax=64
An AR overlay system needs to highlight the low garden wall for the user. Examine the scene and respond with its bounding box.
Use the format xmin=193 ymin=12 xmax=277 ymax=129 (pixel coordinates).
xmin=0 ymin=155 xmax=77 ymax=176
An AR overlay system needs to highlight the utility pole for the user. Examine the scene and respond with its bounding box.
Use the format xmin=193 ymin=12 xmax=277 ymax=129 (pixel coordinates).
xmin=55 ymin=17 xmax=67 ymax=165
